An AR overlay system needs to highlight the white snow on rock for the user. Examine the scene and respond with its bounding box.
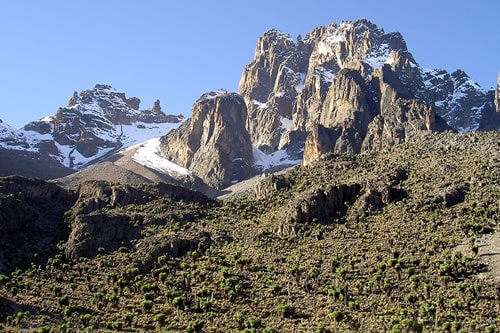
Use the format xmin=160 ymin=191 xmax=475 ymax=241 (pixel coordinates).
xmin=119 ymin=122 xmax=182 ymax=150
xmin=203 ymin=89 xmax=228 ymax=100
xmin=251 ymin=100 xmax=268 ymax=109
xmin=252 ymin=146 xmax=301 ymax=171
xmin=362 ymin=44 xmax=394 ymax=69
xmin=294 ymin=72 xmax=306 ymax=92
xmin=316 ymin=67 xmax=336 ymax=83
xmin=280 ymin=117 xmax=293 ymax=130
xmin=0 ymin=120 xmax=52 ymax=152
xmin=132 ymin=137 xmax=192 ymax=176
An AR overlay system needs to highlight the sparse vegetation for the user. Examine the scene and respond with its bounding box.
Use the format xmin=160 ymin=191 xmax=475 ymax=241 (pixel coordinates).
xmin=0 ymin=132 xmax=499 ymax=332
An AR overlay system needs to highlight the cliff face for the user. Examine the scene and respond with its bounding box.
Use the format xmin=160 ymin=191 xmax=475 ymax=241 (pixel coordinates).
xmin=236 ymin=19 xmax=498 ymax=165
xmin=496 ymin=74 xmax=500 ymax=112
xmin=160 ymin=90 xmax=254 ymax=189
xmin=238 ymin=30 xmax=310 ymax=153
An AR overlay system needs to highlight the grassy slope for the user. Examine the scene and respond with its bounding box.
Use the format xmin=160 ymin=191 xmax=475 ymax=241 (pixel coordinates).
xmin=0 ymin=131 xmax=499 ymax=332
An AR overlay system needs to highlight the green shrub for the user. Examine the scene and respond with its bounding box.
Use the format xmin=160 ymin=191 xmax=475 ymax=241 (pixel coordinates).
xmin=277 ymin=303 xmax=295 ymax=318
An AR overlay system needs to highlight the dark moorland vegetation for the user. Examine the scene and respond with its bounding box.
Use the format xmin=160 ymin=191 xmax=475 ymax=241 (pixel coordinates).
xmin=0 ymin=131 xmax=499 ymax=332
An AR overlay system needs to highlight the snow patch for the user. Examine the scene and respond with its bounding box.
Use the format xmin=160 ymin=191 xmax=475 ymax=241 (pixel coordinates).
xmin=318 ymin=41 xmax=331 ymax=55
xmin=252 ymin=100 xmax=268 ymax=109
xmin=280 ymin=117 xmax=293 ymax=130
xmin=204 ymin=89 xmax=227 ymax=100
xmin=362 ymin=44 xmax=394 ymax=69
xmin=317 ymin=67 xmax=336 ymax=82
xmin=294 ymin=73 xmax=306 ymax=92
xmin=119 ymin=121 xmax=182 ymax=150
xmin=132 ymin=138 xmax=192 ymax=176
xmin=252 ymin=146 xmax=301 ymax=171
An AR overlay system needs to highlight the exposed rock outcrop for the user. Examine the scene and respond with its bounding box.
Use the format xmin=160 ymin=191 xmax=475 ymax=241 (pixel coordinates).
xmin=303 ymin=125 xmax=340 ymax=166
xmin=160 ymin=91 xmax=254 ymax=189
xmin=273 ymin=168 xmax=408 ymax=238
xmin=275 ymin=183 xmax=362 ymax=238
xmin=134 ymin=232 xmax=212 ymax=272
xmin=64 ymin=180 xmax=211 ymax=260
xmin=253 ymin=174 xmax=294 ymax=200
xmin=138 ymin=99 xmax=184 ymax=123
xmin=0 ymin=176 xmax=76 ymax=273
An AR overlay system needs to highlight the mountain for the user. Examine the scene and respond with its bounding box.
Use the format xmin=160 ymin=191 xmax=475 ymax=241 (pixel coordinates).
xmin=23 ymin=84 xmax=184 ymax=169
xmin=153 ymin=19 xmax=498 ymax=188
xmin=238 ymin=19 xmax=498 ymax=164
xmin=0 ymin=85 xmax=184 ymax=179
xmin=1 ymin=19 xmax=499 ymax=191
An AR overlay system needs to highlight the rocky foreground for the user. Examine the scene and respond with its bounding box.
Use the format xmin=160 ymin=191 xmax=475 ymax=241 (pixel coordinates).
xmin=0 ymin=131 xmax=499 ymax=332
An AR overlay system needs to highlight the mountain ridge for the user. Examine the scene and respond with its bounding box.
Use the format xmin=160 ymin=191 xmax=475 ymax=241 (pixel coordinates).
xmin=0 ymin=19 xmax=499 ymax=191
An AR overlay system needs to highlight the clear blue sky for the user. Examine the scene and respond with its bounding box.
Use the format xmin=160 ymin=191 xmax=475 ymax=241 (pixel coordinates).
xmin=1 ymin=0 xmax=499 ymax=127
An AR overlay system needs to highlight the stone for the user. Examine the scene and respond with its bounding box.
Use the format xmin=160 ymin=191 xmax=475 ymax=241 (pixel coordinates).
xmin=160 ymin=91 xmax=255 ymax=189
xmin=496 ymin=73 xmax=500 ymax=112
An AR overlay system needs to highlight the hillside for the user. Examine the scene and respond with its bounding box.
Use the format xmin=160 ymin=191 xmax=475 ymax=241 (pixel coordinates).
xmin=0 ymin=131 xmax=498 ymax=332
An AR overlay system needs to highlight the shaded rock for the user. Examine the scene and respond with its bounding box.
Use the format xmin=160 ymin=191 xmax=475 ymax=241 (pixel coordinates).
xmin=0 ymin=148 xmax=73 ymax=180
xmin=64 ymin=180 xmax=212 ymax=259
xmin=0 ymin=176 xmax=76 ymax=273
xmin=431 ymin=184 xmax=468 ymax=207
xmin=134 ymin=232 xmax=212 ymax=272
xmin=276 ymin=183 xmax=362 ymax=238
xmin=253 ymin=174 xmax=294 ymax=199
xmin=73 ymin=180 xmax=210 ymax=215
xmin=64 ymin=212 xmax=139 ymax=260
xmin=349 ymin=169 xmax=408 ymax=220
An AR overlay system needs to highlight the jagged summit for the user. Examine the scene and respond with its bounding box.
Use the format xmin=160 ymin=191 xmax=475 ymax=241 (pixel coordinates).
xmin=237 ymin=19 xmax=497 ymax=165
xmin=1 ymin=19 xmax=498 ymax=190
xmin=0 ymin=85 xmax=184 ymax=175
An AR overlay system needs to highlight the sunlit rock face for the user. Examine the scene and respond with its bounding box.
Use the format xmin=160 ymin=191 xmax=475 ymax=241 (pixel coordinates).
xmin=160 ymin=90 xmax=254 ymax=189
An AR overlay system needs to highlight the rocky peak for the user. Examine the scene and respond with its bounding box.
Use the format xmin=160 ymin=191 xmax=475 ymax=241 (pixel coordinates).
xmin=234 ymin=18 xmax=498 ymax=166
xmin=160 ymin=90 xmax=254 ymax=189
xmin=152 ymin=99 xmax=162 ymax=114
xmin=421 ymin=69 xmax=489 ymax=132
xmin=239 ymin=29 xmax=301 ymax=103
xmin=19 ymin=84 xmax=183 ymax=170
xmin=238 ymin=29 xmax=309 ymax=151
xmin=138 ymin=99 xmax=184 ymax=123
xmin=68 ymin=91 xmax=79 ymax=107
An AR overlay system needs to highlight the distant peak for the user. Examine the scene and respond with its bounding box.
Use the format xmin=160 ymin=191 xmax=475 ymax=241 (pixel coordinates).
xmin=94 ymin=84 xmax=114 ymax=90
xmin=201 ymin=89 xmax=229 ymax=100
xmin=264 ymin=29 xmax=294 ymax=41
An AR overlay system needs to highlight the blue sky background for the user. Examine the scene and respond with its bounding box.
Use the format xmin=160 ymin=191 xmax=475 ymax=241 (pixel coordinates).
xmin=1 ymin=0 xmax=499 ymax=127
